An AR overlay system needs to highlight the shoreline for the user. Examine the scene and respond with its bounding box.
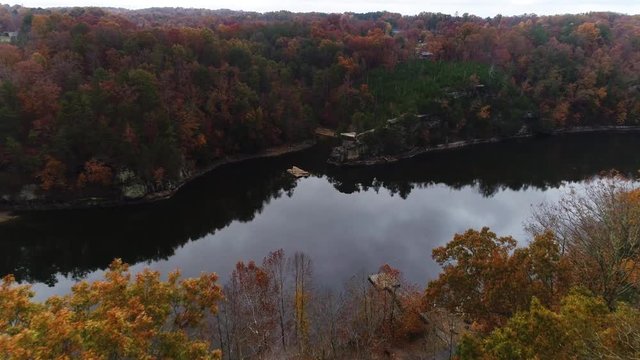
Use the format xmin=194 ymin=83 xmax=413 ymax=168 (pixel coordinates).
xmin=0 ymin=211 xmax=17 ymax=223
xmin=0 ymin=140 xmax=317 ymax=212
xmin=328 ymin=126 xmax=640 ymax=166
xmin=3 ymin=125 xmax=640 ymax=211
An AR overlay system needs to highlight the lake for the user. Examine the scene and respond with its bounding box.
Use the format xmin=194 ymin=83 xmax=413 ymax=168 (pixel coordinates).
xmin=1 ymin=132 xmax=640 ymax=301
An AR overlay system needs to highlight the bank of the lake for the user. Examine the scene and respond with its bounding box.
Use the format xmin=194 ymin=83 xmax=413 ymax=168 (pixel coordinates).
xmin=0 ymin=140 xmax=317 ymax=212
xmin=328 ymin=125 xmax=640 ymax=166
xmin=3 ymin=132 xmax=640 ymax=301
xmin=3 ymin=127 xmax=640 ymax=211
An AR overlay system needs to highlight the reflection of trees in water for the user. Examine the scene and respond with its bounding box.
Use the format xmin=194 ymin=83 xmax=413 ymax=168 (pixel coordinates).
xmin=325 ymin=133 xmax=640 ymax=198
xmin=2 ymin=132 xmax=640 ymax=286
xmin=0 ymin=160 xmax=298 ymax=285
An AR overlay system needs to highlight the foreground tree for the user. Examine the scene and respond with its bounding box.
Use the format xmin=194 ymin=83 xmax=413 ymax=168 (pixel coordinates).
xmin=290 ymin=251 xmax=313 ymax=355
xmin=528 ymin=174 xmax=640 ymax=308
xmin=0 ymin=259 xmax=223 ymax=359
xmin=459 ymin=289 xmax=640 ymax=360
xmin=221 ymin=260 xmax=277 ymax=359
xmin=427 ymin=176 xmax=640 ymax=359
xmin=262 ymin=249 xmax=290 ymax=353
xmin=208 ymin=250 xmax=429 ymax=359
xmin=424 ymin=227 xmax=570 ymax=332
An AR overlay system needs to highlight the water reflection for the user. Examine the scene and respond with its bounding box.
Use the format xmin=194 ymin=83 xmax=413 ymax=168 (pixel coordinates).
xmin=1 ymin=132 xmax=639 ymax=295
xmin=322 ymin=133 xmax=640 ymax=197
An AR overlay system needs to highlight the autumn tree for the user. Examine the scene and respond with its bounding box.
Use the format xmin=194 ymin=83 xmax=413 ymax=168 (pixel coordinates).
xmin=424 ymin=227 xmax=569 ymax=332
xmin=0 ymin=259 xmax=223 ymax=359
xmin=528 ymin=174 xmax=640 ymax=308
xmin=37 ymin=155 xmax=66 ymax=191
xmin=480 ymin=290 xmax=609 ymax=359
xmin=76 ymin=158 xmax=113 ymax=188
xmin=219 ymin=261 xmax=277 ymax=360
xmin=459 ymin=289 xmax=640 ymax=360
xmin=290 ymin=251 xmax=312 ymax=355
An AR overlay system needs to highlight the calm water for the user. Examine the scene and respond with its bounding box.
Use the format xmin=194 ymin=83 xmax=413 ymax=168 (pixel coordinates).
xmin=1 ymin=132 xmax=640 ymax=300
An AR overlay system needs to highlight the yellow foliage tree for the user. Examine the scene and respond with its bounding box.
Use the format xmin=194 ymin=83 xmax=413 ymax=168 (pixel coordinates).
xmin=0 ymin=259 xmax=223 ymax=359
xmin=459 ymin=290 xmax=640 ymax=360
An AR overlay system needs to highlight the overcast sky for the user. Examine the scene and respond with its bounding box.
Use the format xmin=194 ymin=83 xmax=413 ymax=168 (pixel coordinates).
xmin=14 ymin=0 xmax=640 ymax=18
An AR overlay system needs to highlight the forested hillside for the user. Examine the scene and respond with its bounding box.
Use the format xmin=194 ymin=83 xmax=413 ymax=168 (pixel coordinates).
xmin=1 ymin=5 xmax=640 ymax=203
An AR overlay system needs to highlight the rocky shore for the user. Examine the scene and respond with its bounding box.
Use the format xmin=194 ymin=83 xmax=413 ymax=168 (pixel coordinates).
xmin=328 ymin=125 xmax=640 ymax=166
xmin=0 ymin=140 xmax=316 ymax=211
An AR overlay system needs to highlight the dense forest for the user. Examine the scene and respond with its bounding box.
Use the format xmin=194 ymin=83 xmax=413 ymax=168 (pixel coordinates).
xmin=1 ymin=5 xmax=640 ymax=204
xmin=2 ymin=174 xmax=640 ymax=359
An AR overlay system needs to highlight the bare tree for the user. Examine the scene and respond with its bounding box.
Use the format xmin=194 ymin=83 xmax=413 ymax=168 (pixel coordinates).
xmin=220 ymin=261 xmax=278 ymax=359
xmin=289 ymin=251 xmax=313 ymax=356
xmin=308 ymin=287 xmax=346 ymax=359
xmin=262 ymin=249 xmax=290 ymax=354
xmin=528 ymin=174 xmax=640 ymax=308
xmin=340 ymin=272 xmax=376 ymax=358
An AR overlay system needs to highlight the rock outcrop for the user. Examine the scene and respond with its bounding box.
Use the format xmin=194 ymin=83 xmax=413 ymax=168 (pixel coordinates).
xmin=329 ymin=114 xmax=439 ymax=165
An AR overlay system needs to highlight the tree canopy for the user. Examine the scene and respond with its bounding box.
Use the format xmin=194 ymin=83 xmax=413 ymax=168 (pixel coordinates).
xmin=1 ymin=7 xmax=640 ymax=202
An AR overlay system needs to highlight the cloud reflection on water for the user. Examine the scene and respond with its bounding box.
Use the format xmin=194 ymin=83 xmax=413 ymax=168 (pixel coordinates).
xmin=31 ymin=177 xmax=566 ymax=301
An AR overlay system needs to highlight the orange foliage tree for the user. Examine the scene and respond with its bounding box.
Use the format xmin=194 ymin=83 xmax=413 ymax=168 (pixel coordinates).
xmin=37 ymin=155 xmax=67 ymax=191
xmin=77 ymin=159 xmax=113 ymax=188
xmin=0 ymin=259 xmax=223 ymax=359
xmin=425 ymin=227 xmax=570 ymax=332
